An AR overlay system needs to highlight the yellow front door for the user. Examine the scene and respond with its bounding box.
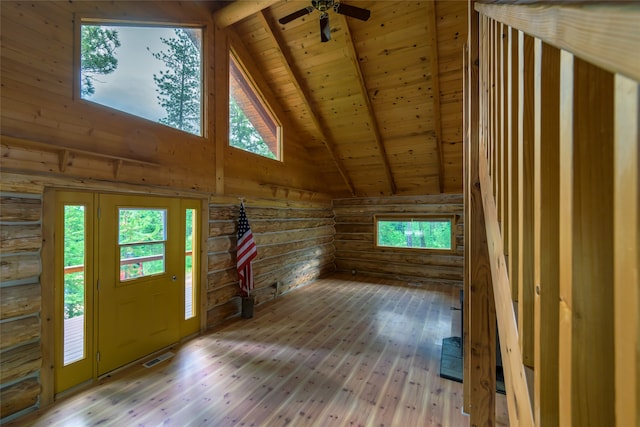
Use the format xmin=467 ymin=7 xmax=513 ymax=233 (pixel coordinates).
xmin=52 ymin=191 xmax=201 ymax=392
xmin=97 ymin=194 xmax=182 ymax=375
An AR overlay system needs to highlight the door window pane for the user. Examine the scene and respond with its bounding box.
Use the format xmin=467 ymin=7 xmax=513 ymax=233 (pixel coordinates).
xmin=119 ymin=243 xmax=165 ymax=280
xmin=118 ymin=208 xmax=166 ymax=281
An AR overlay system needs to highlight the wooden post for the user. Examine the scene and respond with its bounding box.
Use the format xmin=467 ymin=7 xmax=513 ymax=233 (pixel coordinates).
xmin=499 ymin=23 xmax=508 ymax=247
xmin=490 ymin=18 xmax=500 ymax=199
xmin=506 ymin=27 xmax=519 ymax=303
xmin=463 ymin=40 xmax=472 ymax=415
xmin=575 ymin=56 xmax=615 ymax=426
xmin=466 ymin=4 xmax=497 ymax=425
xmin=560 ymin=52 xmax=616 ymax=427
xmin=613 ymin=75 xmax=639 ymax=427
xmin=214 ymin=26 xmax=228 ymax=195
xmin=533 ymin=39 xmax=560 ymax=427
xmin=493 ymin=21 xmax=502 ymax=216
xmin=40 ymin=189 xmax=55 ymax=407
xmin=517 ymin=31 xmax=535 ymax=368
xmin=558 ymin=50 xmax=574 ymax=427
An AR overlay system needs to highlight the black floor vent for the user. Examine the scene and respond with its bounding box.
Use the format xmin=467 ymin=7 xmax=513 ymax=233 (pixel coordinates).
xmin=142 ymin=351 xmax=175 ymax=368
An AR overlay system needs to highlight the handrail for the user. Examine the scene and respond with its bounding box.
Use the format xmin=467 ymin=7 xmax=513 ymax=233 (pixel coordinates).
xmin=479 ymin=142 xmax=534 ymax=427
xmin=475 ymin=2 xmax=640 ymax=81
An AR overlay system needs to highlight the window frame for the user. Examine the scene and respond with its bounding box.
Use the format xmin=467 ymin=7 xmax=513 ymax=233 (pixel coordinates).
xmin=373 ymin=214 xmax=457 ymax=253
xmin=228 ymin=47 xmax=283 ymax=161
xmin=75 ymin=17 xmax=207 ymax=137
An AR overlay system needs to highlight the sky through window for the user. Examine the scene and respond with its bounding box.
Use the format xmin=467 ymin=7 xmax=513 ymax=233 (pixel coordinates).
xmin=81 ymin=24 xmax=202 ymax=135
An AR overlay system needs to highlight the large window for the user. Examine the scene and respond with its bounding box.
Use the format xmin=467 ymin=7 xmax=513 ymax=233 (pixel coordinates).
xmin=375 ymin=215 xmax=455 ymax=251
xmin=229 ymin=51 xmax=282 ymax=160
xmin=79 ymin=21 xmax=203 ymax=136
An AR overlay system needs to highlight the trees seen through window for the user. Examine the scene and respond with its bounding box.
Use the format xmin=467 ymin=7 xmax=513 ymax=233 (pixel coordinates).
xmin=80 ymin=23 xmax=203 ymax=136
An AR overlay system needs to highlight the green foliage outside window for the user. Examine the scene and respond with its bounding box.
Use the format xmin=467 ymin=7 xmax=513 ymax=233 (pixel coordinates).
xmin=80 ymin=25 xmax=121 ymax=97
xmin=185 ymin=209 xmax=194 ymax=271
xmin=377 ymin=218 xmax=452 ymax=250
xmin=64 ymin=205 xmax=86 ymax=319
xmin=150 ymin=29 xmax=202 ymax=135
xmin=229 ymin=97 xmax=277 ymax=159
xmin=119 ymin=209 xmax=167 ymax=279
xmin=118 ymin=209 xmax=166 ymax=244
xmin=229 ymin=52 xmax=280 ymax=160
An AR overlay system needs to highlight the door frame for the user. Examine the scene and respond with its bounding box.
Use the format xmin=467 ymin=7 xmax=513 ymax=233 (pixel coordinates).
xmin=41 ymin=188 xmax=207 ymax=402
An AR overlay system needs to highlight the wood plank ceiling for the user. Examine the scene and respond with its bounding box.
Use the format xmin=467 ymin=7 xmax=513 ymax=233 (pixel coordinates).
xmin=215 ymin=1 xmax=467 ymax=197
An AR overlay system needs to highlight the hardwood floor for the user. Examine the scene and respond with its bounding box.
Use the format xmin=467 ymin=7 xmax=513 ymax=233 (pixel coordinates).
xmin=11 ymin=274 xmax=509 ymax=426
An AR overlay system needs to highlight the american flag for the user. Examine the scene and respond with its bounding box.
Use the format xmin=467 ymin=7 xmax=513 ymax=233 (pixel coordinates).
xmin=237 ymin=202 xmax=257 ymax=297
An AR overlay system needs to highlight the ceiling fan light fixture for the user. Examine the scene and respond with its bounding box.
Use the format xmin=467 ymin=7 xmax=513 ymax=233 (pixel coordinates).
xmin=312 ymin=0 xmax=334 ymax=13
xmin=278 ymin=1 xmax=371 ymax=42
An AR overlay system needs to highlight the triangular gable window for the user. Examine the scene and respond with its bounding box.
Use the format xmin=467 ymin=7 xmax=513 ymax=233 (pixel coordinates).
xmin=229 ymin=52 xmax=282 ymax=160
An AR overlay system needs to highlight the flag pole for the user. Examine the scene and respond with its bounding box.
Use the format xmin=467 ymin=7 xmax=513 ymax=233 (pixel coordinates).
xmin=237 ymin=199 xmax=258 ymax=316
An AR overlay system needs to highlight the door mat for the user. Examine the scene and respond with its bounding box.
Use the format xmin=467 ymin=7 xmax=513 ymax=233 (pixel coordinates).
xmin=142 ymin=351 xmax=175 ymax=368
xmin=439 ymin=336 xmax=505 ymax=395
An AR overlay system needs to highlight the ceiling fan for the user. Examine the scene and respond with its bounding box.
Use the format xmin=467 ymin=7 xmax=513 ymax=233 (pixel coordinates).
xmin=278 ymin=0 xmax=371 ymax=43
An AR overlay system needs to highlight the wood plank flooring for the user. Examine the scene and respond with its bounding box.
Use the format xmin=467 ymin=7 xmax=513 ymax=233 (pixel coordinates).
xmin=11 ymin=274 xmax=509 ymax=426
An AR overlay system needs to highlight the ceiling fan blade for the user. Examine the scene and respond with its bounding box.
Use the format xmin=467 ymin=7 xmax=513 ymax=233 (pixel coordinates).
xmin=334 ymin=2 xmax=371 ymax=21
xmin=278 ymin=6 xmax=315 ymax=25
xmin=320 ymin=13 xmax=331 ymax=42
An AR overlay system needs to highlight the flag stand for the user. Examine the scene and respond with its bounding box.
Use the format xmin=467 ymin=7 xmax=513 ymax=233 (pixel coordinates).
xmin=241 ymin=294 xmax=255 ymax=319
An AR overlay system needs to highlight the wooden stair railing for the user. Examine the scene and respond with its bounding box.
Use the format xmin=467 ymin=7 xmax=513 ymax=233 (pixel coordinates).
xmin=464 ymin=2 xmax=639 ymax=426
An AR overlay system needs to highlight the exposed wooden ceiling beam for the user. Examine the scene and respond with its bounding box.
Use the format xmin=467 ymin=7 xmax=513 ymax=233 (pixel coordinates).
xmin=426 ymin=0 xmax=446 ymax=193
xmin=258 ymin=9 xmax=357 ymax=196
xmin=213 ymin=0 xmax=282 ymax=29
xmin=336 ymin=14 xmax=397 ymax=195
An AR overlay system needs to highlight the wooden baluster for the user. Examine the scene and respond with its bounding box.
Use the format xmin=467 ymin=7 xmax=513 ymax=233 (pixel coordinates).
xmin=533 ymin=38 xmax=560 ymax=427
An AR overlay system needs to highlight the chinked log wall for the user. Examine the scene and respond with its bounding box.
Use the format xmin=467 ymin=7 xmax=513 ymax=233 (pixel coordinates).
xmin=333 ymin=194 xmax=464 ymax=287
xmin=0 ymin=191 xmax=42 ymax=420
xmin=0 ymin=172 xmax=336 ymax=421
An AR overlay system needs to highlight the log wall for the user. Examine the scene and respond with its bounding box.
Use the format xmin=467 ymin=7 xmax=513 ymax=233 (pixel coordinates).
xmin=0 ymin=173 xmax=336 ymax=422
xmin=205 ymin=198 xmax=336 ymax=328
xmin=0 ymin=191 xmax=42 ymax=420
xmin=333 ymin=195 xmax=464 ymax=286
